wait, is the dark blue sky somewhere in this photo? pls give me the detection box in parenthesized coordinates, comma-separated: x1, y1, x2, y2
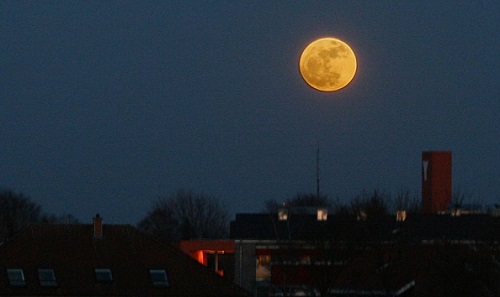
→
(1, 1, 498, 224)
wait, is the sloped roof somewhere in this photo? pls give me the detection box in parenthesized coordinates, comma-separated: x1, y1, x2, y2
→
(0, 223, 248, 296)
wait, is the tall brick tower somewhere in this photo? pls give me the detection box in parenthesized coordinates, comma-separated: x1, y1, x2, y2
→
(422, 151, 452, 213)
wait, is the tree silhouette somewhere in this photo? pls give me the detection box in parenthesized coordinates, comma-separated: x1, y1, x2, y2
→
(351, 189, 389, 219)
(264, 192, 331, 213)
(0, 189, 42, 241)
(394, 190, 420, 214)
(0, 189, 81, 242)
(138, 190, 229, 241)
(40, 213, 81, 224)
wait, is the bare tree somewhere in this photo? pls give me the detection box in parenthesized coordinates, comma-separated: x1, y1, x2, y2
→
(394, 190, 420, 214)
(263, 192, 331, 213)
(351, 189, 389, 219)
(0, 189, 82, 242)
(452, 190, 483, 208)
(0, 189, 42, 241)
(138, 190, 229, 241)
(40, 213, 80, 224)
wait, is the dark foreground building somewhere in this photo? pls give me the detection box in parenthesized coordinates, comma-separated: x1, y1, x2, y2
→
(230, 209, 500, 296)
(0, 215, 248, 296)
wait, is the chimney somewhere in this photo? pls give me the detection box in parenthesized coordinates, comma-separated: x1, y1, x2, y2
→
(422, 151, 452, 213)
(93, 213, 103, 239)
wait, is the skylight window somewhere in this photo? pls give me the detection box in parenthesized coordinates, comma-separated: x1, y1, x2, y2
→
(95, 268, 113, 282)
(38, 268, 57, 287)
(150, 269, 169, 287)
(7, 268, 26, 287)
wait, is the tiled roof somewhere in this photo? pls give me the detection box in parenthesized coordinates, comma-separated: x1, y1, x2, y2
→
(0, 224, 248, 296)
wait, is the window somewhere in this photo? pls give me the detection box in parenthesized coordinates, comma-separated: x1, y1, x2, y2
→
(7, 269, 26, 287)
(95, 268, 113, 282)
(278, 208, 288, 221)
(396, 210, 407, 222)
(317, 208, 328, 221)
(149, 269, 169, 287)
(38, 268, 57, 287)
(256, 255, 271, 282)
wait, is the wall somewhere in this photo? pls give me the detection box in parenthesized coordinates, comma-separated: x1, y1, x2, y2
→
(234, 241, 257, 293)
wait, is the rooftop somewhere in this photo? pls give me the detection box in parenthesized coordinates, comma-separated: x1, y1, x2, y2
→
(0, 222, 248, 296)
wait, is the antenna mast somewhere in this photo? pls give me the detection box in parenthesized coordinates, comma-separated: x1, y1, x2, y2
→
(316, 142, 320, 199)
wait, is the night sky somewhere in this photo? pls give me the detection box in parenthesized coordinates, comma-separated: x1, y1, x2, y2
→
(1, 2, 498, 224)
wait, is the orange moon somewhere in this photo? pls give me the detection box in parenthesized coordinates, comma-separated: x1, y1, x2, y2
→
(299, 37, 357, 92)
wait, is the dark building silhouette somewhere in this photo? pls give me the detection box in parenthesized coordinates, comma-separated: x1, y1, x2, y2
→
(422, 151, 452, 213)
(229, 209, 500, 296)
(0, 215, 248, 296)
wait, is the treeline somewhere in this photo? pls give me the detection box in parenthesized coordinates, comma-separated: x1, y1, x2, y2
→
(265, 189, 421, 217)
(0, 188, 231, 243)
(138, 189, 423, 242)
(0, 187, 420, 242)
(137, 189, 229, 242)
(0, 189, 79, 242)
(2, 187, 474, 243)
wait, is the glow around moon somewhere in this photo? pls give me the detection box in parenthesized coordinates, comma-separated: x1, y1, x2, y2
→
(299, 37, 357, 92)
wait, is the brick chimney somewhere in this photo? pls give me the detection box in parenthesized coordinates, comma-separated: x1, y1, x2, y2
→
(93, 213, 103, 239)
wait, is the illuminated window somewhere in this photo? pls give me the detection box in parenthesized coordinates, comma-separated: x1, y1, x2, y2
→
(38, 268, 57, 287)
(451, 208, 462, 217)
(150, 269, 169, 287)
(256, 255, 271, 282)
(95, 268, 113, 282)
(278, 208, 288, 221)
(396, 210, 407, 222)
(317, 208, 328, 221)
(7, 269, 26, 287)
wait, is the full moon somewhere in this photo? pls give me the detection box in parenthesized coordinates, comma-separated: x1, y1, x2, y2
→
(299, 37, 357, 92)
